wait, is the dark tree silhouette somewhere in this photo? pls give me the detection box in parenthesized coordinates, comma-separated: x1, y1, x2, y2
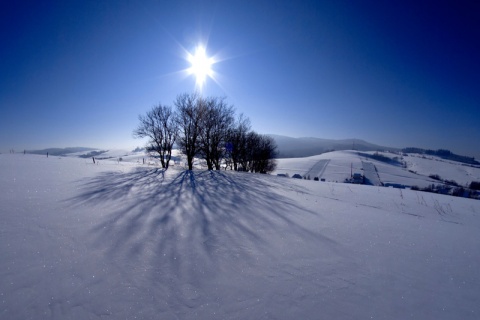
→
(240, 131, 277, 173)
(133, 104, 178, 169)
(470, 181, 480, 191)
(225, 114, 251, 171)
(135, 92, 277, 174)
(199, 96, 235, 170)
(175, 93, 205, 170)
(255, 134, 278, 173)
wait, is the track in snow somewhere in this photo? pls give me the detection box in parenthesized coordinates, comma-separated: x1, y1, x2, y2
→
(362, 161, 382, 186)
(305, 159, 330, 179)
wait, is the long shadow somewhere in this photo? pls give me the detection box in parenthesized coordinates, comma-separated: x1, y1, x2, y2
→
(68, 167, 336, 283)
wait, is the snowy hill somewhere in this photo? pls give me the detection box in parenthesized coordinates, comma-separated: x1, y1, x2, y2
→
(1, 153, 480, 319)
(274, 150, 480, 190)
(269, 135, 397, 158)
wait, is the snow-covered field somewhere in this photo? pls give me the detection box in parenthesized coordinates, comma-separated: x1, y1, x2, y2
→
(1, 153, 480, 319)
(274, 150, 480, 189)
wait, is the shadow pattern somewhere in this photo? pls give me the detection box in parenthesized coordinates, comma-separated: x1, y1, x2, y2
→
(68, 167, 336, 314)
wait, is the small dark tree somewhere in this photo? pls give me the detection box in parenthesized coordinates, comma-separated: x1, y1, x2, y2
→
(175, 92, 205, 170)
(470, 181, 480, 191)
(133, 104, 178, 169)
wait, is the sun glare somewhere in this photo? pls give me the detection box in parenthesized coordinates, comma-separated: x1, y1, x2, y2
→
(188, 45, 214, 89)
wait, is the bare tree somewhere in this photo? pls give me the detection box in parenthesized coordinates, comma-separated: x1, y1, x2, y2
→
(240, 132, 277, 173)
(199, 96, 235, 170)
(175, 92, 205, 170)
(225, 114, 251, 171)
(135, 92, 276, 174)
(255, 134, 278, 173)
(133, 104, 178, 169)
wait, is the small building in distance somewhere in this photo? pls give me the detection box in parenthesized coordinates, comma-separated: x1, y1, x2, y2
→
(292, 174, 303, 179)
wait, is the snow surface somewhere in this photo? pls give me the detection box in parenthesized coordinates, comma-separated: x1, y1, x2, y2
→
(274, 150, 480, 188)
(1, 153, 480, 319)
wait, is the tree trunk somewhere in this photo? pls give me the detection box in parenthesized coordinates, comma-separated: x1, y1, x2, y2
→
(187, 156, 194, 170)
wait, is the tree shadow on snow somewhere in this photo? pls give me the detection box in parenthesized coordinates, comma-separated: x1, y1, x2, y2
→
(69, 167, 335, 284)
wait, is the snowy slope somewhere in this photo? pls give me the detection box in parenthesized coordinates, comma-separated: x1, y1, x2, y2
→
(1, 154, 480, 319)
(274, 150, 480, 188)
(404, 154, 480, 186)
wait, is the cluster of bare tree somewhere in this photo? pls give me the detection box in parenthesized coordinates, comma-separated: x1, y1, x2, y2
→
(133, 92, 277, 173)
(224, 116, 277, 173)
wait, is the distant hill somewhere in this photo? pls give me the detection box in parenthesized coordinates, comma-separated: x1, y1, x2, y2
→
(402, 147, 479, 165)
(27, 147, 96, 156)
(269, 135, 398, 158)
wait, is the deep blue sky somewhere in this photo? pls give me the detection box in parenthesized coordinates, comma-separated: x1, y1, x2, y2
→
(1, 1, 479, 158)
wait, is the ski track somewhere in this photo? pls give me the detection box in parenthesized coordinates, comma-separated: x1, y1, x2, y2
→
(305, 159, 330, 179)
(362, 161, 382, 186)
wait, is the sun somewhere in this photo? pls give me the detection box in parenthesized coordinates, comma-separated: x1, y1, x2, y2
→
(187, 45, 214, 89)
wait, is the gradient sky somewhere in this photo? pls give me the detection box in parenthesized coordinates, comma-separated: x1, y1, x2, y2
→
(1, 1, 479, 158)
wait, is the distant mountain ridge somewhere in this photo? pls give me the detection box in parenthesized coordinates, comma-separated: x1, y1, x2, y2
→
(268, 135, 398, 158)
(27, 147, 96, 156)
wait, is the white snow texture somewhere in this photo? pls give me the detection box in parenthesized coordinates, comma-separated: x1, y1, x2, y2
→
(1, 153, 479, 319)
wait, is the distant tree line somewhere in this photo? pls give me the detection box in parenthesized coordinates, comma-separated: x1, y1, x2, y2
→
(78, 150, 108, 158)
(133, 92, 277, 173)
(402, 147, 478, 165)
